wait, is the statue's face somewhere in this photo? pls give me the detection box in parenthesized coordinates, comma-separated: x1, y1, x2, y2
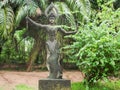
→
(49, 17, 55, 24)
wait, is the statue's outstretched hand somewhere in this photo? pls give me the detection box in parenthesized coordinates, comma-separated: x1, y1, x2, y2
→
(26, 16, 47, 28)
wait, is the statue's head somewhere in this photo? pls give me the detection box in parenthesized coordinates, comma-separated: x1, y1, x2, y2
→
(48, 12, 56, 24)
(45, 2, 58, 24)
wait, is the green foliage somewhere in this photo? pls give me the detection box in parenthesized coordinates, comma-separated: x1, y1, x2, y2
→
(14, 84, 34, 90)
(56, 0, 91, 29)
(72, 80, 120, 90)
(0, 0, 39, 65)
(15, 0, 38, 27)
(77, 27, 120, 83)
(0, 0, 39, 37)
(113, 0, 120, 9)
(0, 0, 90, 67)
(65, 0, 120, 84)
(56, 2, 76, 29)
(72, 82, 85, 90)
(0, 5, 14, 38)
(0, 87, 3, 90)
(65, 0, 91, 21)
(0, 29, 34, 64)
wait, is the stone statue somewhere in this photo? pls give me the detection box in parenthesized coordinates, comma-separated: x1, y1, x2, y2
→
(26, 3, 77, 79)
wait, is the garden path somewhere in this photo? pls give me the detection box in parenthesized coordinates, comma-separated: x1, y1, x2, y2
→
(0, 70, 84, 90)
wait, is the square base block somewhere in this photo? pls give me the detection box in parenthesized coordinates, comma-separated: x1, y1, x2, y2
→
(39, 79, 71, 90)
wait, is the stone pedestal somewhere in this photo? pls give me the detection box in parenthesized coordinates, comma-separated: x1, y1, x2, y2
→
(39, 79, 71, 90)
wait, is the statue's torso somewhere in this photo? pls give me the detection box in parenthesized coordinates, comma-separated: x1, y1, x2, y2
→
(46, 25, 60, 65)
(46, 25, 58, 37)
(46, 40, 60, 65)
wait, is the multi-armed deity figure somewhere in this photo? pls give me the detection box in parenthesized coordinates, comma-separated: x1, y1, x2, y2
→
(27, 3, 77, 79)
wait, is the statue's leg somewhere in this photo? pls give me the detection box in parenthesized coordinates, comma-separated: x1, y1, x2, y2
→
(51, 61, 62, 79)
(57, 64, 63, 79)
(50, 62, 58, 78)
(57, 57, 63, 79)
(47, 61, 58, 79)
(47, 62, 53, 78)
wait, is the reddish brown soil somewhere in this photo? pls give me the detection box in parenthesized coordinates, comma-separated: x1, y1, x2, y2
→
(0, 70, 84, 90)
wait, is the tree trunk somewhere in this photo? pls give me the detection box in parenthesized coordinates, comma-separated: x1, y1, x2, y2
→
(26, 39, 40, 72)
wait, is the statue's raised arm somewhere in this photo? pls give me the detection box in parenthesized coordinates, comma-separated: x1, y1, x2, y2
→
(26, 17, 48, 28)
(45, 2, 58, 18)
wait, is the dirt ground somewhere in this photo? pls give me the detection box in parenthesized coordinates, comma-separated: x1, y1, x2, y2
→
(0, 70, 84, 90)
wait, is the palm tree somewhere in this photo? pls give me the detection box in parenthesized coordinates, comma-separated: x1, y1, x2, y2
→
(0, 0, 41, 68)
(0, 0, 91, 71)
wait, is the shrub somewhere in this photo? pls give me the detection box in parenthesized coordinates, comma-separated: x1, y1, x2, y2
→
(64, 1, 120, 84)
(75, 26, 120, 83)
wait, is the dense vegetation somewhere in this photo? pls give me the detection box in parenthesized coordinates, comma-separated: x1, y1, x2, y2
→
(0, 0, 120, 85)
(0, 0, 90, 71)
(65, 0, 120, 84)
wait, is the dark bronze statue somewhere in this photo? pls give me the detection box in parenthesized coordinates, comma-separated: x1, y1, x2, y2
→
(26, 3, 77, 79)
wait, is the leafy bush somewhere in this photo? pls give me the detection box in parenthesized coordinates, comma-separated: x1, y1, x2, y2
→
(0, 30, 34, 64)
(75, 26, 120, 83)
(65, 1, 120, 84)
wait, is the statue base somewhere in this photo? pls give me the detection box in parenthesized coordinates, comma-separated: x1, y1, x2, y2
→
(39, 79, 71, 90)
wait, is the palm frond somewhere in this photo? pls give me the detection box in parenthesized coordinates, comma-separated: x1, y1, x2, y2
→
(9, 0, 23, 5)
(0, 6, 14, 38)
(6, 6, 14, 30)
(28, 0, 38, 15)
(55, 2, 76, 29)
(0, 0, 9, 8)
(15, 5, 28, 27)
(0, 9, 4, 36)
(65, 0, 91, 21)
(15, 0, 39, 27)
(39, 0, 48, 10)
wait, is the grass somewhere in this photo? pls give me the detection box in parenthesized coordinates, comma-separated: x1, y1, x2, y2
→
(0, 80, 120, 90)
(0, 87, 3, 90)
(71, 80, 120, 90)
(14, 84, 35, 90)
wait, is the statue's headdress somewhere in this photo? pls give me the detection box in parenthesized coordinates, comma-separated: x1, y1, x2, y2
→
(45, 2, 58, 18)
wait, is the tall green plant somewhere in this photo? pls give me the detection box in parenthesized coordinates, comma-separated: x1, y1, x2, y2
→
(0, 0, 39, 67)
(64, 0, 120, 84)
